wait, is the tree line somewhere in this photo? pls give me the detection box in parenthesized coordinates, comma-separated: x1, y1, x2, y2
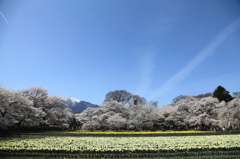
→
(0, 85, 239, 131)
(76, 86, 240, 131)
(0, 87, 73, 130)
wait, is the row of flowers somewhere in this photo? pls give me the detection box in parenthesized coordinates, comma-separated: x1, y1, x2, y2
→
(66, 130, 210, 134)
(0, 135, 239, 152)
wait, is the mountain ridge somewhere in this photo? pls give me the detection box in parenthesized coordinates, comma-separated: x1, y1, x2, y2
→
(64, 96, 99, 113)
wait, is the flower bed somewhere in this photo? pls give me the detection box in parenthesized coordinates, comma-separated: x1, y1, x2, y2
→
(66, 130, 210, 134)
(1, 135, 240, 156)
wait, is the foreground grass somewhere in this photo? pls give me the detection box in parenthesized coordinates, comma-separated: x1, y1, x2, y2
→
(0, 151, 240, 159)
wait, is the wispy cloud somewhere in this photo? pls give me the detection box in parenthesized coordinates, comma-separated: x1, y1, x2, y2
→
(0, 11, 9, 24)
(136, 51, 155, 96)
(136, 3, 182, 97)
(148, 18, 240, 101)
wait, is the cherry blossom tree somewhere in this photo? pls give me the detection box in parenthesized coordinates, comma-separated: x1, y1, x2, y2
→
(45, 96, 73, 129)
(150, 105, 175, 130)
(127, 105, 152, 130)
(171, 96, 196, 130)
(10, 91, 45, 127)
(76, 101, 129, 130)
(188, 97, 224, 130)
(219, 98, 240, 129)
(1, 86, 73, 130)
(151, 96, 225, 130)
(81, 121, 101, 130)
(17, 87, 73, 128)
(0, 87, 45, 129)
(107, 114, 126, 131)
(0, 87, 12, 121)
(98, 101, 129, 129)
(18, 87, 48, 108)
(75, 107, 98, 125)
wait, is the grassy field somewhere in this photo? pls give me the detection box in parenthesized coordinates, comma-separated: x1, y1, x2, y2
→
(0, 131, 240, 158)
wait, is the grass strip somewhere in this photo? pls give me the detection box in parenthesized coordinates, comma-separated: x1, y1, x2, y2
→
(0, 149, 239, 158)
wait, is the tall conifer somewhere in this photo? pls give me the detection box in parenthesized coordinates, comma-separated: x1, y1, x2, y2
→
(213, 85, 233, 102)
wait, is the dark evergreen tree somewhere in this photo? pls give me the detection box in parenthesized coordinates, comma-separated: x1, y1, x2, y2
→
(213, 85, 233, 102)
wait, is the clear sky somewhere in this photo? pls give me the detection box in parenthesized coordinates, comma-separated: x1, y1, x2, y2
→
(1, 0, 240, 106)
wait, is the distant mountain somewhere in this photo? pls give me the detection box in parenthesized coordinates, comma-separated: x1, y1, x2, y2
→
(64, 96, 99, 113)
(65, 96, 81, 107)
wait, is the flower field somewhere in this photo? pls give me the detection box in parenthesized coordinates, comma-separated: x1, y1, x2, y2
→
(65, 130, 210, 135)
(0, 135, 240, 158)
(1, 135, 239, 152)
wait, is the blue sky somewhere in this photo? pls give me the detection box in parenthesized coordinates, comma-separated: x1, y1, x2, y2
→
(1, 0, 240, 106)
